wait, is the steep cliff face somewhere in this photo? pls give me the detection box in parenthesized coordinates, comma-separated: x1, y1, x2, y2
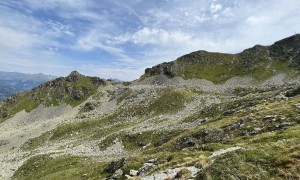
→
(269, 34, 300, 66)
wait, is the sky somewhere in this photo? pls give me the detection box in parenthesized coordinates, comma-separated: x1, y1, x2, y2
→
(0, 0, 300, 80)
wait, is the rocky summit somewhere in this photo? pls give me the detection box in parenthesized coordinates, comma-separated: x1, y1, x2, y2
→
(0, 34, 300, 180)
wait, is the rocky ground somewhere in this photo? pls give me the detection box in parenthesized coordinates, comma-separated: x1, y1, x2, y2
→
(0, 72, 300, 179)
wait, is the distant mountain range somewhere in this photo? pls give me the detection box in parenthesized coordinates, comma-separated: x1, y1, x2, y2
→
(0, 71, 57, 100)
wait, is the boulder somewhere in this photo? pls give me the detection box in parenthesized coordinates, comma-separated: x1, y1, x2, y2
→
(82, 102, 95, 112)
(129, 169, 138, 176)
(110, 169, 123, 180)
(138, 163, 158, 176)
(104, 158, 125, 173)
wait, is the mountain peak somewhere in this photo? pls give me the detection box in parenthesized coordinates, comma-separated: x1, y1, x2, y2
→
(269, 34, 300, 66)
(66, 71, 83, 82)
(272, 34, 300, 46)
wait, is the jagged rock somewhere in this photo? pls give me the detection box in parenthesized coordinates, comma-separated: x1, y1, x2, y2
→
(1, 110, 9, 118)
(66, 71, 83, 82)
(89, 76, 105, 85)
(144, 62, 177, 78)
(82, 102, 95, 112)
(286, 86, 300, 97)
(71, 89, 85, 100)
(104, 158, 125, 173)
(138, 163, 158, 176)
(269, 34, 300, 66)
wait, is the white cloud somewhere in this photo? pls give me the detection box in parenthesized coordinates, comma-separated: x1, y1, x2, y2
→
(210, 3, 222, 13)
(23, 0, 92, 11)
(82, 66, 145, 81)
(46, 21, 74, 37)
(0, 27, 36, 52)
(117, 27, 192, 45)
(74, 29, 127, 58)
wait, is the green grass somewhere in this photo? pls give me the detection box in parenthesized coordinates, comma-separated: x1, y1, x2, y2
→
(141, 50, 297, 84)
(197, 134, 300, 179)
(12, 155, 109, 180)
(176, 53, 240, 83)
(176, 56, 293, 83)
(99, 129, 183, 151)
(22, 132, 51, 151)
(116, 88, 194, 119)
(21, 115, 132, 150)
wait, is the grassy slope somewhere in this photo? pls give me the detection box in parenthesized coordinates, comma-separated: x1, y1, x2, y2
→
(12, 155, 109, 180)
(21, 87, 193, 151)
(141, 49, 298, 84)
(176, 53, 294, 83)
(14, 86, 300, 179)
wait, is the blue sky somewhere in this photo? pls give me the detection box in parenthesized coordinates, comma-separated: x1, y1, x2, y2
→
(0, 0, 300, 80)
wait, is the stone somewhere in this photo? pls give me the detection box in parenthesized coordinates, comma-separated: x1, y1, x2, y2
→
(81, 174, 88, 177)
(186, 166, 201, 177)
(294, 103, 300, 109)
(279, 122, 292, 130)
(263, 115, 277, 121)
(139, 163, 158, 176)
(66, 71, 83, 82)
(129, 169, 138, 176)
(83, 102, 95, 112)
(250, 128, 261, 135)
(147, 158, 157, 163)
(111, 169, 123, 179)
(104, 158, 125, 173)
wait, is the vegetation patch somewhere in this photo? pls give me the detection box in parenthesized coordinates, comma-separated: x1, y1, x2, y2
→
(13, 155, 109, 180)
(116, 88, 194, 119)
(21, 133, 51, 151)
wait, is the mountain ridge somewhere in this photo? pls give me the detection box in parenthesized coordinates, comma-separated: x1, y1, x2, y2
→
(141, 34, 300, 83)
